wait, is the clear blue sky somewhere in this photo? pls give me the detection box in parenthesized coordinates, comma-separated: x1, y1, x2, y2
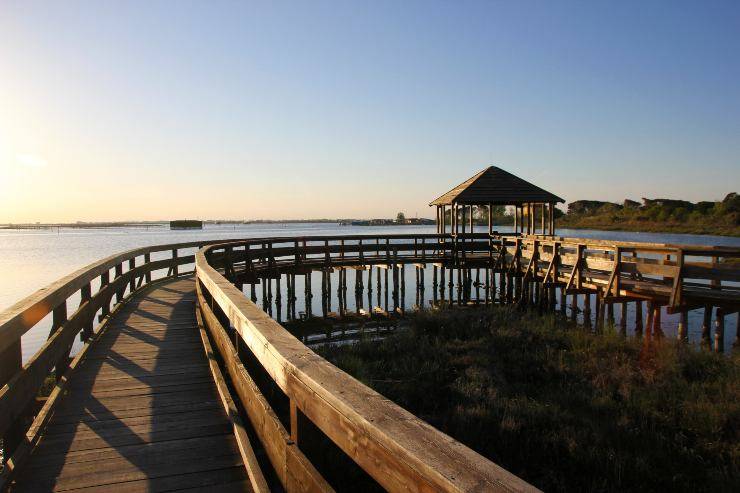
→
(1, 1, 738, 221)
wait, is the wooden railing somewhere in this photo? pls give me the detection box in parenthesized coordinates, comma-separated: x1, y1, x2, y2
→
(195, 233, 738, 491)
(0, 239, 248, 465)
(195, 237, 539, 492)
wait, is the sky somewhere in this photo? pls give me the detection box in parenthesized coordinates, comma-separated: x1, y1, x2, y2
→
(1, 1, 738, 222)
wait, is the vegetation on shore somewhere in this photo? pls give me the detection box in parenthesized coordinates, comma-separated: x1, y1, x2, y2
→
(317, 307, 740, 492)
(558, 193, 740, 236)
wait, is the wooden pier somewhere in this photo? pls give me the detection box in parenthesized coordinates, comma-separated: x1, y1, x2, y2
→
(1, 168, 738, 492)
(9, 278, 252, 492)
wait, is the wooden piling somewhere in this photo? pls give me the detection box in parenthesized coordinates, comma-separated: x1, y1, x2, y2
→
(677, 310, 688, 342)
(583, 293, 592, 328)
(645, 301, 654, 339)
(635, 301, 643, 337)
(619, 303, 627, 336)
(305, 272, 313, 317)
(607, 301, 615, 328)
(401, 265, 406, 312)
(275, 274, 282, 322)
(714, 308, 725, 353)
(570, 293, 578, 322)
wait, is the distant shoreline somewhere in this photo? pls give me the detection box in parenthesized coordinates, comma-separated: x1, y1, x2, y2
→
(0, 218, 436, 230)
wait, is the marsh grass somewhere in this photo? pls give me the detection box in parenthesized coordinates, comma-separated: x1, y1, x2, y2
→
(318, 307, 740, 492)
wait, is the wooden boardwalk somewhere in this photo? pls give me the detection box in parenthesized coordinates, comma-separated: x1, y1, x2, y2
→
(8, 278, 251, 492)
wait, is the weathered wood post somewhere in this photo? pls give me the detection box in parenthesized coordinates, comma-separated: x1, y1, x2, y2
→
(439, 265, 446, 302)
(677, 310, 688, 342)
(367, 265, 373, 313)
(291, 273, 298, 320)
(490, 268, 497, 304)
(267, 275, 273, 317)
(432, 265, 438, 305)
(448, 265, 454, 302)
(0, 338, 22, 462)
(474, 268, 480, 303)
(583, 293, 592, 328)
(327, 268, 333, 314)
(114, 263, 124, 304)
(607, 302, 615, 328)
(392, 265, 399, 313)
(645, 301, 654, 339)
(570, 294, 578, 322)
(144, 252, 152, 283)
(100, 271, 111, 318)
(594, 293, 604, 332)
(355, 268, 363, 314)
(376, 266, 382, 310)
(286, 273, 293, 321)
(172, 248, 179, 277)
(275, 274, 282, 322)
(383, 266, 389, 312)
(635, 301, 643, 337)
(305, 272, 312, 317)
(560, 287, 567, 315)
(484, 268, 490, 305)
(714, 308, 725, 353)
(80, 282, 93, 341)
(654, 305, 663, 337)
(619, 303, 627, 336)
(400, 264, 406, 312)
(320, 270, 327, 317)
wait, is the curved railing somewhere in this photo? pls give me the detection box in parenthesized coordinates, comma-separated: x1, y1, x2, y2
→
(195, 235, 538, 492)
(0, 238, 253, 466)
(194, 234, 738, 491)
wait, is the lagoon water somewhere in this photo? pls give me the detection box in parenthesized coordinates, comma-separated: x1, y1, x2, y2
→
(2, 223, 738, 361)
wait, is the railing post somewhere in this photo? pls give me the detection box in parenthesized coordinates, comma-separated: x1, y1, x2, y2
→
(100, 271, 111, 319)
(0, 340, 22, 464)
(80, 282, 93, 341)
(714, 308, 725, 353)
(144, 253, 152, 283)
(49, 302, 68, 339)
(51, 302, 71, 380)
(172, 249, 179, 277)
(114, 263, 124, 304)
(669, 249, 684, 308)
(128, 257, 136, 293)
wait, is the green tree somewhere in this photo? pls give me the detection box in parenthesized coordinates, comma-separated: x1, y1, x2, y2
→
(396, 212, 406, 223)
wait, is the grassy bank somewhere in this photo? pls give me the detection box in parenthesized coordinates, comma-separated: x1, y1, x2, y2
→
(317, 307, 740, 492)
(558, 194, 740, 237)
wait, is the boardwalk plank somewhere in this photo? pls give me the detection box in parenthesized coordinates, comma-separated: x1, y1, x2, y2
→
(9, 278, 250, 492)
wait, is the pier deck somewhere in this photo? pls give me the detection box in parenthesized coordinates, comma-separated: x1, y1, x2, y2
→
(8, 278, 250, 492)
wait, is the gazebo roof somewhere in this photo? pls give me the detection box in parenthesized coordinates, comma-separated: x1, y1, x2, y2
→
(429, 166, 565, 206)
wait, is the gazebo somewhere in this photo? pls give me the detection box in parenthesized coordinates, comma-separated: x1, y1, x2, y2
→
(429, 166, 565, 236)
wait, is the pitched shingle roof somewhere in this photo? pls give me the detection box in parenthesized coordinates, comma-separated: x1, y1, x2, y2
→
(429, 166, 564, 206)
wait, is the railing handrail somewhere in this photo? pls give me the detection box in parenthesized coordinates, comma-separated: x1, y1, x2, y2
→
(0, 239, 237, 355)
(196, 241, 539, 492)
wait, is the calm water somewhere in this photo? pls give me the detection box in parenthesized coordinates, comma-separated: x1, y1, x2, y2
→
(1, 223, 738, 361)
